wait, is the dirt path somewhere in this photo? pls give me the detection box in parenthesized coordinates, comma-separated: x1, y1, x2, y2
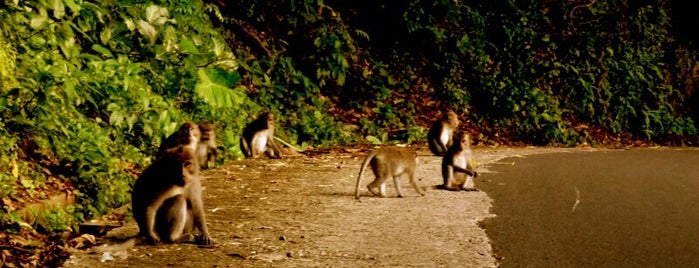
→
(63, 146, 577, 267)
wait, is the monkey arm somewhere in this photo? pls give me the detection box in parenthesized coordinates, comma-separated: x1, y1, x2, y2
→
(208, 146, 218, 159)
(451, 165, 478, 177)
(189, 194, 211, 244)
(439, 139, 451, 154)
(466, 162, 478, 177)
(239, 137, 251, 158)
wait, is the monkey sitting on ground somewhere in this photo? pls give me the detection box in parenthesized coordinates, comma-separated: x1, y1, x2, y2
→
(157, 121, 201, 158)
(440, 132, 479, 191)
(427, 110, 460, 156)
(240, 112, 283, 159)
(197, 121, 218, 169)
(132, 146, 212, 245)
(355, 147, 424, 199)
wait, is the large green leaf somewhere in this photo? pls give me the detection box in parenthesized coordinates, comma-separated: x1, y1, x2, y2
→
(194, 68, 244, 108)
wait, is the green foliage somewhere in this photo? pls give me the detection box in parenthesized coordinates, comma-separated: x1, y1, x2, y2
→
(28, 206, 78, 233)
(0, 128, 21, 198)
(0, 32, 17, 90)
(0, 0, 251, 230)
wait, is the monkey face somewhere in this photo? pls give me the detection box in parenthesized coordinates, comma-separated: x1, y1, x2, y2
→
(198, 122, 214, 137)
(446, 110, 460, 126)
(164, 145, 200, 186)
(180, 122, 200, 144)
(261, 112, 274, 128)
(180, 158, 196, 185)
(459, 133, 471, 146)
(199, 121, 214, 131)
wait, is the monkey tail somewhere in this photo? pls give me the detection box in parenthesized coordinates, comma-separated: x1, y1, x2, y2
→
(355, 150, 378, 199)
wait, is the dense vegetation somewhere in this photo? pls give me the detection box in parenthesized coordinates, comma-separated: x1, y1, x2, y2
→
(1, 0, 698, 265)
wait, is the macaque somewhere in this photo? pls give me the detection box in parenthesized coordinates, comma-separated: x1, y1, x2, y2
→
(157, 122, 200, 157)
(440, 132, 479, 191)
(132, 146, 211, 245)
(240, 112, 282, 159)
(354, 147, 424, 199)
(197, 121, 217, 169)
(427, 110, 460, 156)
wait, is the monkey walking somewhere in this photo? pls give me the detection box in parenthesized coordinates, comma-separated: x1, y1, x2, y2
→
(355, 148, 425, 199)
(197, 121, 218, 169)
(157, 121, 201, 158)
(132, 146, 212, 245)
(427, 110, 460, 156)
(240, 112, 283, 159)
(440, 132, 479, 191)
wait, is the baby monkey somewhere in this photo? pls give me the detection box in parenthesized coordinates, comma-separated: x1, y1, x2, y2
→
(197, 121, 217, 169)
(355, 147, 424, 199)
(440, 131, 479, 191)
(427, 110, 460, 156)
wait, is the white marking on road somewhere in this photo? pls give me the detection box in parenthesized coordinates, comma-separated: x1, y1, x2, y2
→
(490, 161, 515, 165)
(571, 187, 580, 213)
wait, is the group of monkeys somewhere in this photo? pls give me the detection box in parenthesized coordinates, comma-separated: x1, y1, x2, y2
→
(130, 112, 281, 245)
(130, 110, 477, 246)
(354, 110, 478, 199)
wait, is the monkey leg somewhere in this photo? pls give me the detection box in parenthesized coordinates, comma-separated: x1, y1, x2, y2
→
(442, 184, 461, 191)
(367, 185, 380, 196)
(366, 179, 379, 196)
(392, 176, 404, 198)
(459, 176, 479, 191)
(155, 195, 190, 243)
(408, 175, 425, 196)
(366, 178, 387, 197)
(264, 147, 281, 159)
(442, 177, 463, 191)
(379, 181, 388, 197)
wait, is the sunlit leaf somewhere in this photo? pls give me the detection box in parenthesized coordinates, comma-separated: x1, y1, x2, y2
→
(365, 135, 382, 145)
(59, 38, 80, 59)
(11, 159, 19, 178)
(50, 0, 65, 19)
(194, 68, 243, 108)
(64, 0, 81, 13)
(212, 38, 225, 57)
(137, 20, 157, 43)
(30, 15, 48, 29)
(99, 28, 112, 44)
(179, 38, 199, 54)
(92, 44, 113, 58)
(146, 5, 169, 25)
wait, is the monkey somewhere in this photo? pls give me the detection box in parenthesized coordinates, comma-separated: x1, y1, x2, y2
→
(440, 131, 479, 191)
(131, 145, 211, 245)
(196, 121, 218, 169)
(157, 121, 200, 157)
(354, 147, 424, 199)
(240, 112, 283, 159)
(427, 110, 460, 156)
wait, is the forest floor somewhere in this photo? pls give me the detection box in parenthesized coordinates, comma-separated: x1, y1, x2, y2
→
(62, 145, 583, 267)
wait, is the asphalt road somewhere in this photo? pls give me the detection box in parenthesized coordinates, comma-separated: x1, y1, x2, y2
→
(479, 148, 699, 268)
